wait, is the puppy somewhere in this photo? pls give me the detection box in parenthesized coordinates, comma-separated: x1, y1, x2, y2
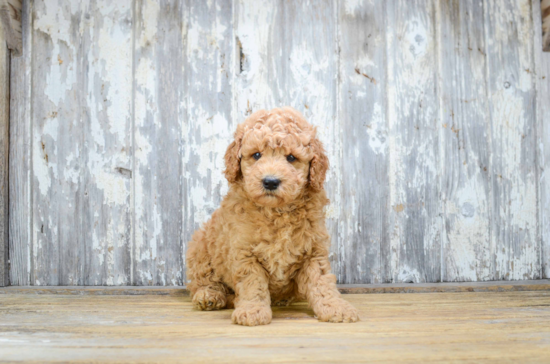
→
(186, 107, 359, 326)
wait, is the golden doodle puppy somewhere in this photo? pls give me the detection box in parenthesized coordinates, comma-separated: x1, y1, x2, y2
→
(186, 107, 359, 326)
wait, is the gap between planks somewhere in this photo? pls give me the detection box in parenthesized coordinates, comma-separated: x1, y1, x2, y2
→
(1, 279, 549, 296)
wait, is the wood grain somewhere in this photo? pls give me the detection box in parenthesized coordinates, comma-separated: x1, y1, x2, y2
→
(8, 0, 30, 285)
(386, 0, 441, 283)
(133, 0, 187, 286)
(437, 0, 493, 282)
(30, 0, 134, 285)
(338, 0, 389, 283)
(233, 0, 282, 120)
(2, 280, 549, 295)
(0, 18, 8, 287)
(81, 1, 134, 285)
(534, 0, 550, 279)
(485, 0, 539, 280)
(0, 292, 549, 362)
(31, 0, 78, 285)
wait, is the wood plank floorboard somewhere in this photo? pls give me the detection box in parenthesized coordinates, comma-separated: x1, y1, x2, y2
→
(2, 280, 549, 295)
(0, 292, 549, 363)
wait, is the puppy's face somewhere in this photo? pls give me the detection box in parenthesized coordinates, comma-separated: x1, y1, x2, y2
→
(224, 108, 329, 208)
(239, 134, 311, 207)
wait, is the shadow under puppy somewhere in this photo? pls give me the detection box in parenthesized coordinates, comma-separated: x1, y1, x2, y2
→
(186, 107, 359, 326)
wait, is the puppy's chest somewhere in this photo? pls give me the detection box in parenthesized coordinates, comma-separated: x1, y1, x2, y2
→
(252, 235, 307, 282)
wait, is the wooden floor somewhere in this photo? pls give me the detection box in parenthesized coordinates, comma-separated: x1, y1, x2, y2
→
(1, 291, 550, 363)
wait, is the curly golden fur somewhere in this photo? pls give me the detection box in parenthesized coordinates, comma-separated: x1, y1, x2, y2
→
(186, 107, 359, 326)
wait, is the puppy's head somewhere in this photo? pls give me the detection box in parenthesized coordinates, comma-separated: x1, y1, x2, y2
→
(224, 107, 328, 207)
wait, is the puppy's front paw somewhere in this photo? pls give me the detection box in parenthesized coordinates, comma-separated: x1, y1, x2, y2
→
(315, 298, 360, 323)
(231, 304, 272, 326)
(192, 288, 227, 311)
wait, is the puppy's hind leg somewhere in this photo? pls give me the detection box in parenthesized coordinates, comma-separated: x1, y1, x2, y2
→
(188, 261, 229, 310)
(186, 231, 229, 311)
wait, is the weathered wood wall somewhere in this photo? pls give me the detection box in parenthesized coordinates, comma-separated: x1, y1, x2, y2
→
(7, 0, 550, 285)
(536, 0, 550, 281)
(0, 11, 10, 287)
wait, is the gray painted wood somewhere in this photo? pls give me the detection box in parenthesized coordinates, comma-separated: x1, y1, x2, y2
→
(31, 0, 75, 285)
(534, 0, 550, 279)
(543, 15, 550, 280)
(2, 280, 550, 295)
(0, 19, 9, 286)
(386, 0, 441, 283)
(7, 0, 549, 285)
(233, 0, 283, 118)
(437, 0, 493, 282)
(31, 0, 134, 285)
(8, 0, 30, 285)
(485, 0, 539, 280)
(133, 0, 186, 286)
(81, 1, 134, 285)
(338, 0, 389, 283)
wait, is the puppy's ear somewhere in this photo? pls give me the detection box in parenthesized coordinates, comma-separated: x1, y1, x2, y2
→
(224, 128, 243, 183)
(308, 137, 329, 192)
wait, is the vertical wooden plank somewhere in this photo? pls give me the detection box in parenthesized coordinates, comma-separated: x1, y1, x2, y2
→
(182, 0, 234, 284)
(32, 0, 81, 285)
(485, 0, 539, 280)
(233, 0, 282, 118)
(134, 0, 186, 286)
(337, 0, 389, 283)
(437, 0, 493, 281)
(386, 0, 441, 283)
(8, 0, 30, 285)
(234, 0, 340, 278)
(533, 0, 550, 279)
(32, 0, 133, 285)
(81, 0, 133, 285)
(0, 16, 9, 286)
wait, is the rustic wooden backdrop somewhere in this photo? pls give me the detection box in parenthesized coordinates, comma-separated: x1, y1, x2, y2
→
(7, 0, 550, 286)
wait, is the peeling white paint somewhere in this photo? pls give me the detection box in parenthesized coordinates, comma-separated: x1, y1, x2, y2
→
(387, 1, 441, 283)
(96, 12, 132, 143)
(34, 1, 76, 106)
(366, 103, 386, 155)
(33, 135, 51, 197)
(96, 171, 129, 205)
(139, 0, 160, 48)
(343, 0, 364, 15)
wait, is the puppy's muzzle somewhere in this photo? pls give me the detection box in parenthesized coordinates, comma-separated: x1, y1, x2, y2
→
(262, 176, 281, 191)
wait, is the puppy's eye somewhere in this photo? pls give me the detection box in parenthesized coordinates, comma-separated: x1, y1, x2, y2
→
(286, 155, 296, 163)
(252, 152, 262, 160)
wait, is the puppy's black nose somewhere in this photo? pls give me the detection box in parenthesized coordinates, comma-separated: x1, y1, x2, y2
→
(262, 177, 281, 191)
